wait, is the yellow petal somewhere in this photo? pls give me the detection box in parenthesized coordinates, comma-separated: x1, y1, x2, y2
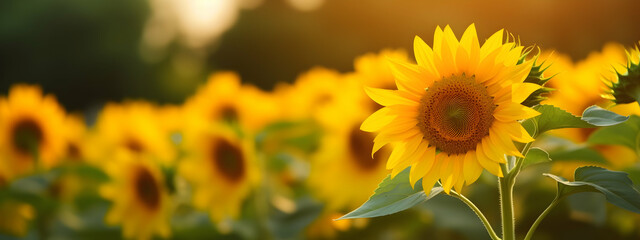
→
(480, 29, 504, 59)
(481, 137, 506, 163)
(490, 128, 523, 158)
(386, 142, 407, 169)
(360, 107, 394, 132)
(495, 121, 535, 143)
(409, 145, 436, 186)
(462, 151, 483, 185)
(494, 103, 540, 122)
(413, 36, 438, 73)
(387, 57, 429, 96)
(364, 87, 417, 107)
(476, 145, 504, 177)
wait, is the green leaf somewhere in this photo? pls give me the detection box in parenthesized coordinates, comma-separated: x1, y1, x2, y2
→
(544, 166, 640, 213)
(588, 115, 640, 153)
(548, 147, 608, 164)
(338, 168, 443, 220)
(581, 105, 630, 126)
(523, 147, 551, 168)
(522, 105, 592, 136)
(522, 105, 628, 137)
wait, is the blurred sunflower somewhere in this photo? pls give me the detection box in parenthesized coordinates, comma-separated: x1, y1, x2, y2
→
(543, 44, 640, 178)
(100, 150, 172, 240)
(90, 101, 175, 166)
(0, 200, 34, 237)
(0, 85, 66, 179)
(353, 49, 408, 90)
(275, 67, 344, 121)
(307, 76, 389, 236)
(179, 123, 258, 222)
(61, 115, 88, 162)
(184, 71, 280, 132)
(362, 24, 539, 194)
(309, 77, 389, 211)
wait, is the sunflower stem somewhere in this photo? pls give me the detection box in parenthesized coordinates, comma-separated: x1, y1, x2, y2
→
(498, 173, 515, 240)
(451, 191, 501, 240)
(523, 196, 561, 240)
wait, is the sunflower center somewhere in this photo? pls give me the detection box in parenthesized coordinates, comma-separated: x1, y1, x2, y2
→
(211, 138, 245, 183)
(125, 138, 144, 153)
(134, 167, 160, 210)
(217, 104, 238, 122)
(11, 118, 43, 155)
(418, 74, 496, 154)
(348, 127, 382, 171)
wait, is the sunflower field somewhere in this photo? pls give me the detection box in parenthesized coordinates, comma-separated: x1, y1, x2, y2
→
(1, 1, 640, 240)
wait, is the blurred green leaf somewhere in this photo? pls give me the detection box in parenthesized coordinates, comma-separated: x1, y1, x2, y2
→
(545, 166, 640, 213)
(588, 115, 640, 154)
(523, 147, 551, 168)
(522, 105, 628, 137)
(581, 105, 630, 126)
(338, 168, 442, 220)
(567, 192, 606, 226)
(268, 197, 322, 239)
(549, 147, 608, 164)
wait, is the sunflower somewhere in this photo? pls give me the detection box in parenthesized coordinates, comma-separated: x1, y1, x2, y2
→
(179, 123, 258, 222)
(61, 115, 88, 162)
(353, 49, 408, 90)
(543, 45, 640, 178)
(0, 200, 34, 237)
(100, 150, 172, 240)
(90, 101, 176, 166)
(361, 24, 539, 194)
(184, 71, 280, 132)
(275, 67, 344, 121)
(0, 84, 66, 179)
(308, 76, 390, 211)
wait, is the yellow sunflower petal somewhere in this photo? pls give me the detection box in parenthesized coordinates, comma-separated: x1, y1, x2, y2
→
(409, 145, 436, 186)
(462, 151, 483, 185)
(360, 107, 394, 132)
(511, 82, 542, 104)
(494, 103, 540, 122)
(364, 87, 417, 106)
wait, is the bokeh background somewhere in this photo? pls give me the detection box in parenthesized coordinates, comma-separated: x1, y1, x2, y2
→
(2, 0, 639, 111)
(2, 1, 640, 240)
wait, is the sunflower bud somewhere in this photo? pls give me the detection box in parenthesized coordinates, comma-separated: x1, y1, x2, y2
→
(607, 43, 640, 105)
(518, 47, 555, 107)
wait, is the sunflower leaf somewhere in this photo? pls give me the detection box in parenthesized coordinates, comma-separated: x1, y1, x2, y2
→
(522, 104, 628, 137)
(581, 105, 630, 126)
(548, 147, 608, 165)
(545, 166, 640, 213)
(523, 147, 551, 168)
(337, 168, 443, 220)
(588, 115, 640, 153)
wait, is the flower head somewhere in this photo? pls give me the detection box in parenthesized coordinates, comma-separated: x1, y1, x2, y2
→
(362, 24, 540, 193)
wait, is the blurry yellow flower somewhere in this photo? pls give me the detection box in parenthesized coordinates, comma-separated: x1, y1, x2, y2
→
(184, 71, 280, 132)
(90, 101, 176, 166)
(353, 49, 408, 89)
(362, 24, 539, 194)
(0, 200, 34, 237)
(543, 44, 640, 178)
(61, 115, 88, 162)
(545, 43, 632, 142)
(275, 67, 344, 121)
(0, 84, 66, 179)
(179, 123, 259, 222)
(308, 83, 389, 211)
(100, 151, 172, 240)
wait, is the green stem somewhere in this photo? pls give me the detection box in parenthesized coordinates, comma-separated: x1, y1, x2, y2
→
(499, 140, 533, 240)
(451, 191, 501, 240)
(524, 196, 561, 240)
(498, 174, 515, 240)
